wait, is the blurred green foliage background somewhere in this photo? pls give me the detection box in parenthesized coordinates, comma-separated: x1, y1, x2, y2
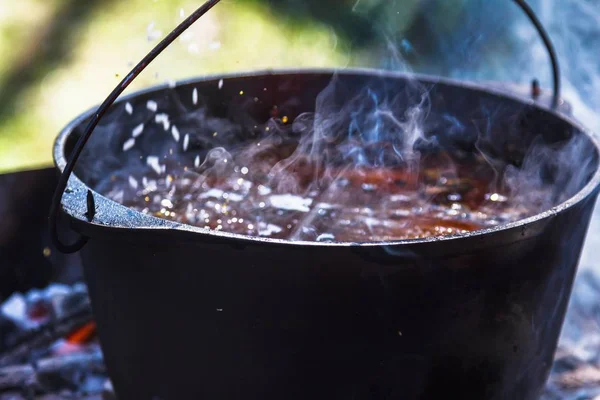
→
(0, 0, 344, 171)
(0, 0, 543, 172)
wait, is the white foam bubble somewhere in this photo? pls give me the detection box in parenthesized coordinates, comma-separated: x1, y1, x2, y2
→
(269, 194, 312, 213)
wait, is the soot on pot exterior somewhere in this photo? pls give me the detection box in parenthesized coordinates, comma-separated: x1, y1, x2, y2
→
(54, 69, 600, 400)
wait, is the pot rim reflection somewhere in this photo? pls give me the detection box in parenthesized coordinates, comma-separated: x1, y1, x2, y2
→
(53, 68, 600, 248)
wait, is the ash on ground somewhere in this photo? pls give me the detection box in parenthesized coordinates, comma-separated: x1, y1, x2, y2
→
(542, 270, 600, 400)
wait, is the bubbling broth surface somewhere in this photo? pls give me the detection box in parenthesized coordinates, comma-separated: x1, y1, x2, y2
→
(103, 143, 549, 243)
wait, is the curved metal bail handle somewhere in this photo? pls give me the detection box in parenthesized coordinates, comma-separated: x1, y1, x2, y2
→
(513, 0, 561, 108)
(49, 0, 222, 254)
(49, 0, 560, 254)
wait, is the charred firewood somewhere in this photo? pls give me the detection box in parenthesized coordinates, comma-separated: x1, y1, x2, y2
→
(0, 351, 104, 391)
(0, 306, 93, 367)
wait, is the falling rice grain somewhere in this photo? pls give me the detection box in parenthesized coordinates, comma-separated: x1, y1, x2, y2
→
(171, 126, 180, 142)
(132, 123, 144, 138)
(183, 134, 190, 151)
(147, 100, 158, 112)
(192, 88, 198, 105)
(147, 156, 162, 175)
(218, 79, 223, 90)
(128, 176, 139, 190)
(123, 138, 135, 152)
(125, 102, 133, 114)
(155, 113, 170, 131)
(180, 31, 193, 43)
(147, 22, 162, 42)
(194, 155, 201, 168)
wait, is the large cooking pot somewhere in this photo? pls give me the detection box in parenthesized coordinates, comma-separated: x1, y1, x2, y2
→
(53, 69, 600, 400)
(50, 1, 600, 399)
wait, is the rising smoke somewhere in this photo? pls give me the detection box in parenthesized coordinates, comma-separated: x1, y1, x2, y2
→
(363, 0, 600, 242)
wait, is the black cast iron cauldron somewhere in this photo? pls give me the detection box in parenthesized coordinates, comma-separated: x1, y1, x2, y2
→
(53, 68, 600, 400)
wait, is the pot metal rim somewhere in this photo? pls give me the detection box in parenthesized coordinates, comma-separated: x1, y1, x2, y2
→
(53, 67, 600, 248)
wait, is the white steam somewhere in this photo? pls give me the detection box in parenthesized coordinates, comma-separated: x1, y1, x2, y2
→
(519, 0, 600, 269)
(373, 0, 600, 263)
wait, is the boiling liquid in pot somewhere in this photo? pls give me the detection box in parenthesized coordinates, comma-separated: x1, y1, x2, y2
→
(105, 145, 548, 242)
